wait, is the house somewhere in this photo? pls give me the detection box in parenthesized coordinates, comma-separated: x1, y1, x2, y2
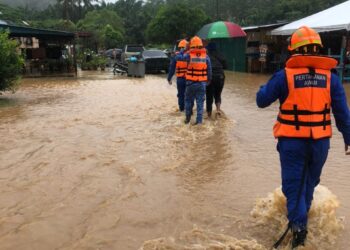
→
(0, 23, 76, 77)
(243, 22, 288, 73)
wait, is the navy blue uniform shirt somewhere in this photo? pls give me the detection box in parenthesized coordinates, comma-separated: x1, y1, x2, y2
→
(256, 69, 350, 145)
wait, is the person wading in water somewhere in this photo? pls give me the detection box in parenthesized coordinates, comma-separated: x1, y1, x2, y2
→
(167, 39, 189, 112)
(184, 36, 212, 125)
(206, 42, 227, 118)
(256, 26, 350, 248)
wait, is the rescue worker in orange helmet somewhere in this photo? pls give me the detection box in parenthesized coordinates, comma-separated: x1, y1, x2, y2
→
(167, 39, 189, 112)
(183, 36, 212, 124)
(256, 26, 350, 248)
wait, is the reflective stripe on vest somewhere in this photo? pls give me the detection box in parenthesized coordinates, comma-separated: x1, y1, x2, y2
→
(176, 60, 188, 77)
(273, 55, 337, 139)
(185, 48, 208, 82)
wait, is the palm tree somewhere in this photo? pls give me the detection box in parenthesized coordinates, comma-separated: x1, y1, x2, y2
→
(75, 0, 99, 20)
(76, 0, 93, 9)
(57, 0, 74, 20)
(57, 0, 99, 21)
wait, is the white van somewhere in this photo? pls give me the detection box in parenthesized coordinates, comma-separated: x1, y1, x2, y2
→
(121, 44, 145, 64)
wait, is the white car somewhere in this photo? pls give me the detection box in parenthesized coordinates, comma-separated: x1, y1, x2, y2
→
(121, 45, 145, 64)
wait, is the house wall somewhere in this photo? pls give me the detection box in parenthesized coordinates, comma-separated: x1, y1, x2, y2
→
(245, 29, 287, 73)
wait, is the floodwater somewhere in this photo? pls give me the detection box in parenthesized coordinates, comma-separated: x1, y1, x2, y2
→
(0, 70, 349, 250)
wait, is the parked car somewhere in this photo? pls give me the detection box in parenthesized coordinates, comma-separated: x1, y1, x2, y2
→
(162, 48, 173, 58)
(142, 49, 170, 74)
(121, 44, 145, 64)
(104, 48, 122, 61)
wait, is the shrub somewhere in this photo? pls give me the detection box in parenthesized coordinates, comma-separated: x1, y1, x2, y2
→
(0, 30, 24, 92)
(78, 49, 107, 70)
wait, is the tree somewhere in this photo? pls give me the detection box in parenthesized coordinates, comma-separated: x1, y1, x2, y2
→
(57, 0, 74, 20)
(1, 0, 347, 46)
(77, 9, 124, 48)
(113, 0, 152, 44)
(0, 31, 24, 92)
(31, 19, 77, 32)
(75, 0, 99, 20)
(146, 3, 211, 44)
(103, 24, 124, 48)
(0, 3, 24, 24)
(56, 0, 99, 21)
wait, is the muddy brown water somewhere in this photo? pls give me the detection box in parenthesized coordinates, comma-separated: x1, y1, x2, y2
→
(0, 70, 349, 250)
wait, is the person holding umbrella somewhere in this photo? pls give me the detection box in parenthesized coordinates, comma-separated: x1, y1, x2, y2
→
(196, 21, 246, 119)
(256, 26, 350, 248)
(196, 21, 246, 41)
(206, 42, 227, 117)
(167, 39, 189, 112)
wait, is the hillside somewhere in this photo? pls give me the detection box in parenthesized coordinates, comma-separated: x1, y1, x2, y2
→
(1, 0, 55, 10)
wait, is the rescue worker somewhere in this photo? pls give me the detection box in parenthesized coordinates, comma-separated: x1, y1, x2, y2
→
(206, 42, 227, 118)
(184, 36, 212, 125)
(256, 26, 350, 248)
(167, 39, 189, 112)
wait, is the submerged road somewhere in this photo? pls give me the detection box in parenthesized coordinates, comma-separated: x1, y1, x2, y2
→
(0, 70, 349, 249)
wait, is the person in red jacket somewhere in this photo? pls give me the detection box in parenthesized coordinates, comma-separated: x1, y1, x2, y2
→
(256, 26, 350, 248)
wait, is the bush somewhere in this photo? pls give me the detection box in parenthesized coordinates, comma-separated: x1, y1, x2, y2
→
(78, 49, 107, 70)
(0, 31, 24, 92)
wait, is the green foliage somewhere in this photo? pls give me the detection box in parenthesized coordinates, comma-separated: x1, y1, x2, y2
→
(77, 9, 122, 30)
(113, 0, 158, 44)
(31, 19, 77, 31)
(260, 0, 345, 24)
(79, 49, 107, 70)
(103, 24, 124, 49)
(0, 3, 24, 24)
(146, 3, 211, 44)
(77, 9, 124, 48)
(0, 0, 347, 51)
(0, 31, 24, 92)
(163, 0, 345, 25)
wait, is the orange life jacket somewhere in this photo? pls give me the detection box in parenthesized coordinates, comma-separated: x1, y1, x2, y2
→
(185, 48, 208, 82)
(273, 55, 338, 139)
(176, 53, 188, 78)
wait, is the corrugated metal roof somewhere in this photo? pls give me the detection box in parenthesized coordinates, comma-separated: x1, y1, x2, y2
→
(272, 0, 350, 35)
(243, 22, 288, 31)
(0, 24, 75, 39)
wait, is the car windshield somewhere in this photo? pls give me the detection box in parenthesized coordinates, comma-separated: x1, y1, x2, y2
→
(127, 46, 144, 52)
(143, 50, 165, 57)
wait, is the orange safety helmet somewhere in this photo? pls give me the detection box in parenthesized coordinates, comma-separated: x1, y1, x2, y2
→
(288, 26, 323, 51)
(178, 39, 188, 49)
(190, 36, 203, 48)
